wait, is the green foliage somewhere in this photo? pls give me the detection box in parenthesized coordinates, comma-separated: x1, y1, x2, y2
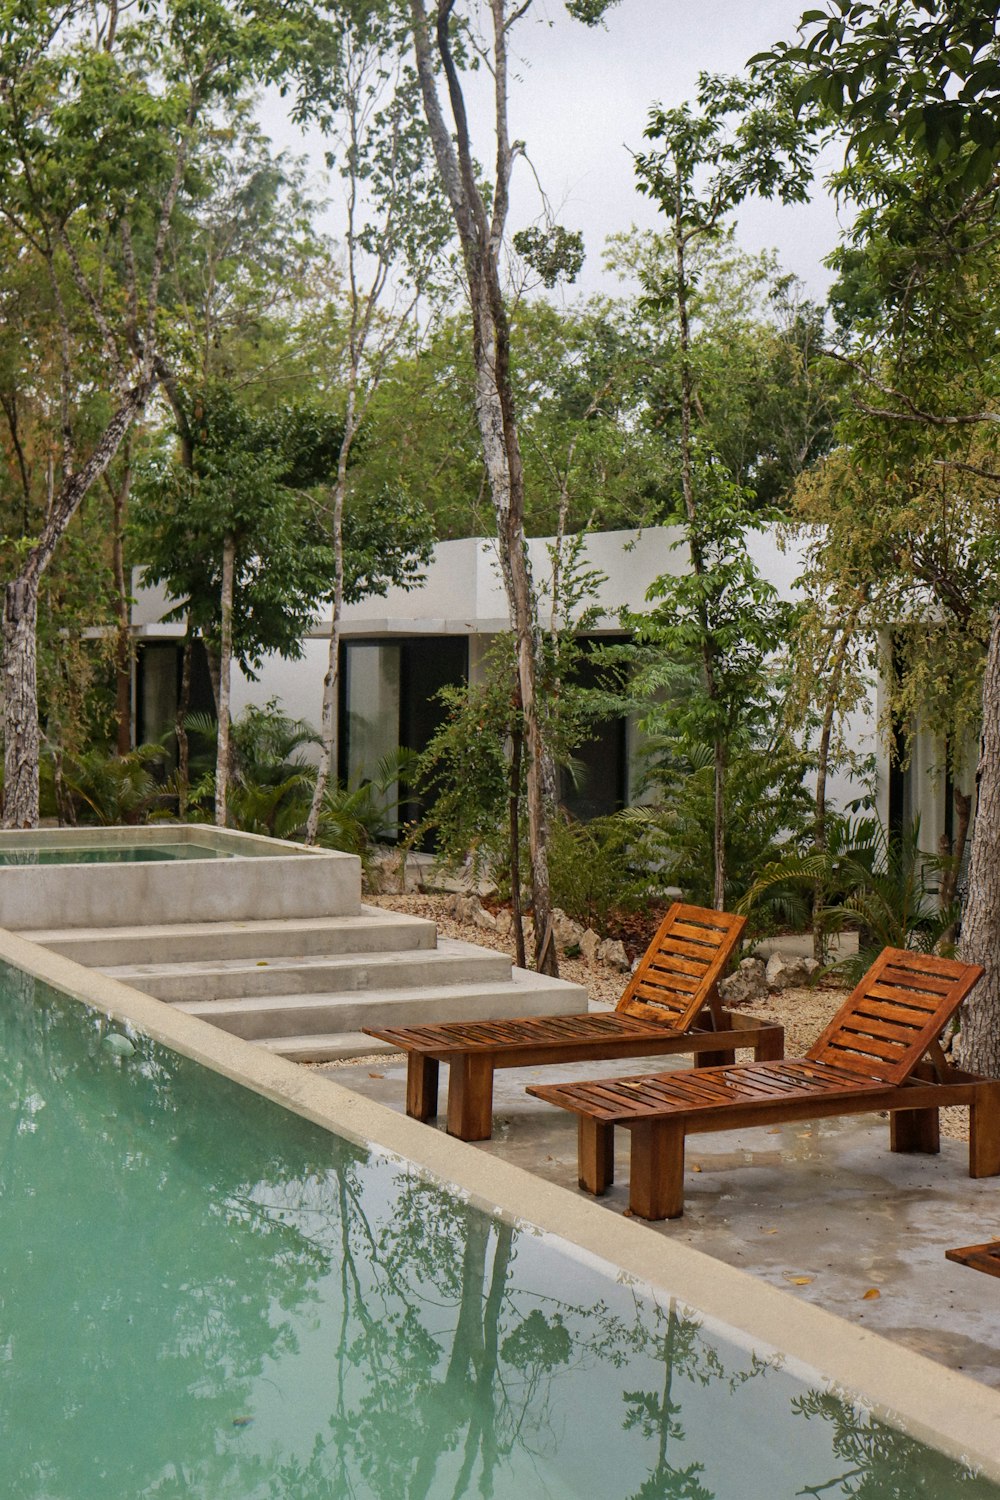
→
(511, 225, 585, 288)
(57, 744, 172, 826)
(135, 384, 434, 674)
(316, 749, 420, 873)
(545, 811, 648, 929)
(415, 647, 516, 884)
(769, 1, 1000, 192)
(625, 734, 815, 923)
(742, 816, 959, 977)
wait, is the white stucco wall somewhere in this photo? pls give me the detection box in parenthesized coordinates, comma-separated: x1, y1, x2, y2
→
(133, 525, 880, 814)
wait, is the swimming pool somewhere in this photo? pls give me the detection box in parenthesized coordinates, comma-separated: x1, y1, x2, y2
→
(0, 842, 229, 863)
(2, 960, 997, 1498)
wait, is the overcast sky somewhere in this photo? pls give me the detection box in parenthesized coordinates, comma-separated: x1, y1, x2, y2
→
(258, 0, 846, 305)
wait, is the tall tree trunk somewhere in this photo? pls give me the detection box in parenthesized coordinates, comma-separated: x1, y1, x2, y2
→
(175, 634, 192, 818)
(110, 454, 133, 756)
(306, 417, 351, 846)
(674, 186, 724, 908)
(409, 0, 558, 976)
(712, 740, 726, 911)
(957, 608, 1000, 1076)
(811, 594, 865, 957)
(214, 532, 235, 828)
(3, 577, 40, 828)
(509, 710, 526, 969)
(1, 384, 150, 828)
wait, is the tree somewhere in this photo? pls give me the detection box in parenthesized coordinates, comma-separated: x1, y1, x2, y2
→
(626, 73, 817, 906)
(299, 9, 454, 843)
(765, 0, 1000, 1071)
(0, 0, 296, 826)
(135, 389, 433, 823)
(404, 0, 613, 975)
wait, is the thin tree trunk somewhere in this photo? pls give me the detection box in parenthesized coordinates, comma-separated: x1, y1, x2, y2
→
(674, 185, 724, 908)
(509, 713, 526, 969)
(957, 608, 1000, 1076)
(306, 419, 351, 845)
(175, 635, 192, 818)
(214, 531, 235, 828)
(110, 451, 133, 756)
(3, 577, 40, 828)
(2, 384, 150, 827)
(409, 0, 558, 977)
(712, 741, 726, 911)
(811, 595, 865, 957)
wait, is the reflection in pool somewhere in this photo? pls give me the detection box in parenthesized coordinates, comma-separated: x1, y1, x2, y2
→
(0, 967, 994, 1499)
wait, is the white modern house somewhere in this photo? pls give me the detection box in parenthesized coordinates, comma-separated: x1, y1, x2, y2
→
(129, 524, 964, 852)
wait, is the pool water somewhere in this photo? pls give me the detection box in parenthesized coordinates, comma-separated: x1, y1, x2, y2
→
(0, 968, 995, 1500)
(0, 843, 233, 865)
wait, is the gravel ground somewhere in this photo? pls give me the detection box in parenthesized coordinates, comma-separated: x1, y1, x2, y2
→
(362, 892, 970, 1141)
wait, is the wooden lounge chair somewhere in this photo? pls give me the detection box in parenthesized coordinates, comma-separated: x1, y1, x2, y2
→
(946, 1241, 1000, 1278)
(527, 948, 1000, 1220)
(363, 903, 783, 1141)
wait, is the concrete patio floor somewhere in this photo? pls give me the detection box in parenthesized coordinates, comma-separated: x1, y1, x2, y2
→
(324, 1049, 1000, 1390)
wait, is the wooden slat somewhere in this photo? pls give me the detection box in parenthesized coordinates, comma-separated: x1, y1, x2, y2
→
(527, 1057, 883, 1123)
(806, 949, 983, 1085)
(617, 905, 745, 1027)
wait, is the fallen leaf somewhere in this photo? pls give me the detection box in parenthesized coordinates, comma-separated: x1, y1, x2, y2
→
(256, 961, 269, 967)
(368, 1072, 384, 1079)
(862, 1287, 881, 1300)
(691, 1163, 702, 1173)
(762, 1228, 779, 1235)
(783, 1273, 814, 1286)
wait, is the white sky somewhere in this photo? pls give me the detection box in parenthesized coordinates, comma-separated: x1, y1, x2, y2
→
(257, 0, 845, 305)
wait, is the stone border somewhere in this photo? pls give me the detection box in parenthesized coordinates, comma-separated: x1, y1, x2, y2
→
(3, 923, 999, 1478)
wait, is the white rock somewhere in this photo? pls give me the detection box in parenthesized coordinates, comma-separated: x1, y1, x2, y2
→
(719, 957, 768, 1008)
(579, 928, 601, 962)
(494, 908, 513, 937)
(473, 905, 498, 932)
(765, 953, 820, 991)
(598, 938, 630, 971)
(552, 907, 586, 950)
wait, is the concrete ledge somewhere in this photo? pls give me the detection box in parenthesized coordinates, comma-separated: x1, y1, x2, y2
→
(0, 826, 361, 926)
(2, 924, 999, 1478)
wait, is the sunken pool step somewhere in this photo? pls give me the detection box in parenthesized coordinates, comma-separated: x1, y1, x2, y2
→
(24, 907, 436, 967)
(185, 969, 587, 1043)
(98, 938, 512, 1002)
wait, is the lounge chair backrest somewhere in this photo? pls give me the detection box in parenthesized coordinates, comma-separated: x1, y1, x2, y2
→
(805, 948, 983, 1084)
(615, 903, 746, 1030)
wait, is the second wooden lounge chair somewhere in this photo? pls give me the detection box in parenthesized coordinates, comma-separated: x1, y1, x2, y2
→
(363, 902, 783, 1141)
(527, 948, 1000, 1219)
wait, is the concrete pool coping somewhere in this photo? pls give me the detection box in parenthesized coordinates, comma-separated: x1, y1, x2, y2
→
(4, 924, 999, 1480)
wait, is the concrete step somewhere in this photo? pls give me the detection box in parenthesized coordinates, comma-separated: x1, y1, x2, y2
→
(175, 968, 588, 1040)
(23, 907, 435, 966)
(101, 938, 511, 1002)
(254, 1032, 403, 1063)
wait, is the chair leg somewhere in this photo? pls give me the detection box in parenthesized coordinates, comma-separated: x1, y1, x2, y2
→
(753, 1024, 785, 1062)
(578, 1116, 614, 1195)
(406, 1055, 439, 1121)
(890, 1107, 940, 1155)
(446, 1054, 495, 1141)
(970, 1082, 1000, 1178)
(629, 1120, 686, 1220)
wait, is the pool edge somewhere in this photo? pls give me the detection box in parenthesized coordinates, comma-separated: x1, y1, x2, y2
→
(3, 924, 999, 1478)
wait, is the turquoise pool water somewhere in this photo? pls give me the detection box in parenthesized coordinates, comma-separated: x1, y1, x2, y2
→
(0, 843, 234, 864)
(1, 967, 995, 1499)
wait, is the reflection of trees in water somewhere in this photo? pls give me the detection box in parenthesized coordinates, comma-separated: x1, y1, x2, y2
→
(1, 969, 996, 1500)
(792, 1391, 1000, 1500)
